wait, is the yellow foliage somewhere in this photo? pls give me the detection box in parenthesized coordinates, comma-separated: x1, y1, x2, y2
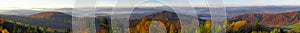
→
(169, 24, 175, 33)
(271, 28, 281, 33)
(1, 29, 9, 33)
(204, 20, 211, 33)
(227, 20, 249, 32)
(141, 17, 149, 22)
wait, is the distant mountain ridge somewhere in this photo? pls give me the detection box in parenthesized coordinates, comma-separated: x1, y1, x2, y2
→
(129, 11, 206, 28)
(3, 6, 300, 19)
(29, 12, 73, 19)
(0, 12, 72, 30)
(228, 11, 300, 26)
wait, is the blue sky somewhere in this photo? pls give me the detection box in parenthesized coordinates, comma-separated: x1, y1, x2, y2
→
(0, 0, 300, 10)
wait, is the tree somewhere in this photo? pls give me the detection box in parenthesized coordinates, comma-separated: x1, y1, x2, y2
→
(198, 22, 205, 33)
(227, 20, 251, 33)
(271, 28, 281, 33)
(141, 17, 149, 22)
(204, 20, 211, 33)
(223, 20, 230, 28)
(0, 19, 4, 24)
(0, 29, 9, 33)
(169, 24, 175, 33)
(64, 28, 71, 33)
(298, 27, 300, 32)
(253, 18, 265, 31)
(54, 30, 57, 33)
(255, 18, 261, 28)
(99, 17, 110, 33)
(100, 28, 107, 33)
(17, 29, 22, 33)
(16, 22, 22, 25)
(111, 18, 124, 33)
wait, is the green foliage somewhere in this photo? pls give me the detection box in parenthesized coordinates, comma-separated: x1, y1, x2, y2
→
(271, 28, 281, 33)
(200, 20, 212, 33)
(212, 24, 224, 33)
(0, 19, 71, 33)
(15, 22, 22, 25)
(288, 22, 300, 30)
(99, 17, 111, 33)
(298, 27, 300, 32)
(223, 20, 230, 28)
(198, 23, 205, 33)
(5, 20, 13, 23)
(111, 18, 124, 33)
(64, 28, 71, 33)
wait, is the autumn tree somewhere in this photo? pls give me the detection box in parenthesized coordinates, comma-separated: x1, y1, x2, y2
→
(271, 28, 281, 33)
(134, 19, 153, 33)
(227, 20, 251, 33)
(168, 24, 175, 33)
(204, 20, 211, 33)
(0, 19, 4, 24)
(0, 26, 9, 33)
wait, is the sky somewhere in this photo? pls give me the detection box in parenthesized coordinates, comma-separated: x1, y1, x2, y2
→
(0, 0, 300, 10)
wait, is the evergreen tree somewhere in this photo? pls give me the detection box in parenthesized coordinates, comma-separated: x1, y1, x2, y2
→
(100, 17, 110, 33)
(298, 27, 300, 32)
(64, 28, 71, 33)
(255, 18, 261, 27)
(111, 18, 124, 33)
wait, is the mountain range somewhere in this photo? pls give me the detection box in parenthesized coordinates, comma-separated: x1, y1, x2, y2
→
(1, 6, 300, 33)
(228, 11, 300, 26)
(0, 12, 72, 30)
(2, 6, 300, 19)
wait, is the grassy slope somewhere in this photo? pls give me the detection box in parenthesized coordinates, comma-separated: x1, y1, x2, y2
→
(287, 22, 300, 30)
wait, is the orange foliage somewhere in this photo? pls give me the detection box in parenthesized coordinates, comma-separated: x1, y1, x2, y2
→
(169, 24, 175, 33)
(228, 11, 300, 26)
(134, 20, 152, 33)
(99, 29, 107, 33)
(30, 12, 54, 19)
(1, 29, 9, 33)
(0, 19, 4, 24)
(131, 17, 172, 33)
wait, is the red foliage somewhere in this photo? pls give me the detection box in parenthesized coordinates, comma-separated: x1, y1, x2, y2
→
(228, 11, 300, 26)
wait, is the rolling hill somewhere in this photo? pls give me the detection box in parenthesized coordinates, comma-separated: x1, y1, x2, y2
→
(228, 11, 300, 26)
(0, 19, 70, 33)
(0, 12, 72, 30)
(30, 12, 73, 19)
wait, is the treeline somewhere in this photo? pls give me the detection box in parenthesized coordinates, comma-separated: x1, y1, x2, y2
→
(98, 17, 300, 33)
(0, 19, 71, 33)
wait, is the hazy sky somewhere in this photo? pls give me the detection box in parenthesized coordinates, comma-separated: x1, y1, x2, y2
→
(0, 0, 300, 10)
